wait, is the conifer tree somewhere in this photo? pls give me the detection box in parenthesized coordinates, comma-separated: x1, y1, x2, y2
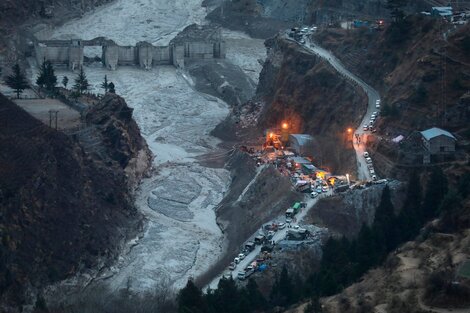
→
(73, 67, 89, 94)
(6, 64, 28, 99)
(386, 0, 408, 22)
(101, 75, 109, 93)
(396, 172, 422, 242)
(36, 59, 57, 92)
(423, 168, 448, 219)
(62, 76, 69, 88)
(373, 185, 395, 254)
(178, 280, 206, 313)
(108, 82, 115, 93)
(246, 279, 266, 310)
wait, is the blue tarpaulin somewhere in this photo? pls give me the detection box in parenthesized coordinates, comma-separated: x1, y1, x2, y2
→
(258, 264, 268, 272)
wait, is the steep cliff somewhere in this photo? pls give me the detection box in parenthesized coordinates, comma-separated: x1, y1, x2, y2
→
(85, 94, 153, 190)
(256, 36, 367, 174)
(0, 93, 150, 310)
(305, 182, 405, 238)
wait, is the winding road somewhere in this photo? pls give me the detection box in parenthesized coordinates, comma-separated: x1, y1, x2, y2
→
(285, 33, 381, 180)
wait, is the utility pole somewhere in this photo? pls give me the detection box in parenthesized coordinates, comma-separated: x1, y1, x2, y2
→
(49, 110, 59, 130)
(221, 0, 224, 19)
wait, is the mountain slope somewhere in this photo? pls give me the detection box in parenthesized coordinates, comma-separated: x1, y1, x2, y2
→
(0, 94, 148, 309)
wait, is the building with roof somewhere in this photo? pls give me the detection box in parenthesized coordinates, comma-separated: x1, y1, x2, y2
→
(290, 156, 311, 166)
(289, 134, 313, 156)
(432, 6, 453, 20)
(420, 127, 456, 154)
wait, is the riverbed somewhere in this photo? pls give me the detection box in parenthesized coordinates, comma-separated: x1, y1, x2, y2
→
(34, 0, 266, 294)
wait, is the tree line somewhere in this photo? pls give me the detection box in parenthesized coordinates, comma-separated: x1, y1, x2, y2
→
(3, 61, 115, 99)
(177, 168, 469, 313)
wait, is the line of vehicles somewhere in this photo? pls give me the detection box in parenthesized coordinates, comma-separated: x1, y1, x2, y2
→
(295, 178, 329, 198)
(363, 151, 378, 181)
(363, 99, 381, 132)
(288, 25, 318, 44)
(227, 223, 281, 281)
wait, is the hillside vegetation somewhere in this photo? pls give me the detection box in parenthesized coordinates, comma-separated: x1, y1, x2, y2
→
(0, 94, 148, 310)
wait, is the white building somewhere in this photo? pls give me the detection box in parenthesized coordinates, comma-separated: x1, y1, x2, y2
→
(288, 134, 313, 156)
(420, 127, 456, 154)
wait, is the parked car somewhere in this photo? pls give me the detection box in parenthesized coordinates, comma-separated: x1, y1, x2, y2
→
(370, 168, 375, 174)
(375, 99, 381, 109)
(310, 191, 318, 198)
(286, 217, 293, 224)
(238, 253, 246, 260)
(365, 157, 372, 163)
(316, 187, 322, 193)
(229, 262, 236, 270)
(322, 186, 329, 192)
(278, 222, 286, 229)
(363, 125, 369, 131)
(372, 175, 377, 181)
(363, 151, 369, 157)
(299, 39, 306, 44)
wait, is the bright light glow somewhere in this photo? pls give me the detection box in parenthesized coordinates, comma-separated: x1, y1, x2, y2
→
(282, 122, 289, 129)
(347, 128, 353, 133)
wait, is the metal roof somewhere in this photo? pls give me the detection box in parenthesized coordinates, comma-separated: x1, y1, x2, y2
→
(420, 127, 456, 141)
(289, 134, 313, 146)
(291, 157, 311, 164)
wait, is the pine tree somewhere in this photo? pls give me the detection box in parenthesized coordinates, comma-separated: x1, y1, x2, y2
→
(73, 67, 89, 95)
(395, 171, 422, 242)
(386, 0, 408, 22)
(178, 280, 206, 313)
(458, 173, 470, 198)
(246, 279, 266, 311)
(439, 189, 464, 232)
(36, 59, 57, 92)
(373, 185, 396, 254)
(62, 76, 69, 89)
(101, 75, 109, 93)
(423, 168, 448, 219)
(6, 64, 28, 99)
(36, 60, 47, 89)
(214, 277, 240, 313)
(108, 82, 115, 93)
(277, 265, 294, 306)
(44, 61, 57, 91)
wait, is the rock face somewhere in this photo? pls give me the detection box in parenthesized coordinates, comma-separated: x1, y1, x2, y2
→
(0, 93, 150, 309)
(256, 36, 367, 175)
(84, 94, 153, 191)
(306, 181, 406, 238)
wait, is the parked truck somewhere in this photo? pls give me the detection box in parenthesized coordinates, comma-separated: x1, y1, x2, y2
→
(254, 235, 266, 245)
(245, 241, 256, 252)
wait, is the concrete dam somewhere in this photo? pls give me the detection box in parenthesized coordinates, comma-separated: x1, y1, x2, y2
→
(34, 28, 226, 70)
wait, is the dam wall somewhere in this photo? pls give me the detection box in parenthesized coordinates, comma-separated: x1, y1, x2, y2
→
(34, 38, 225, 70)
